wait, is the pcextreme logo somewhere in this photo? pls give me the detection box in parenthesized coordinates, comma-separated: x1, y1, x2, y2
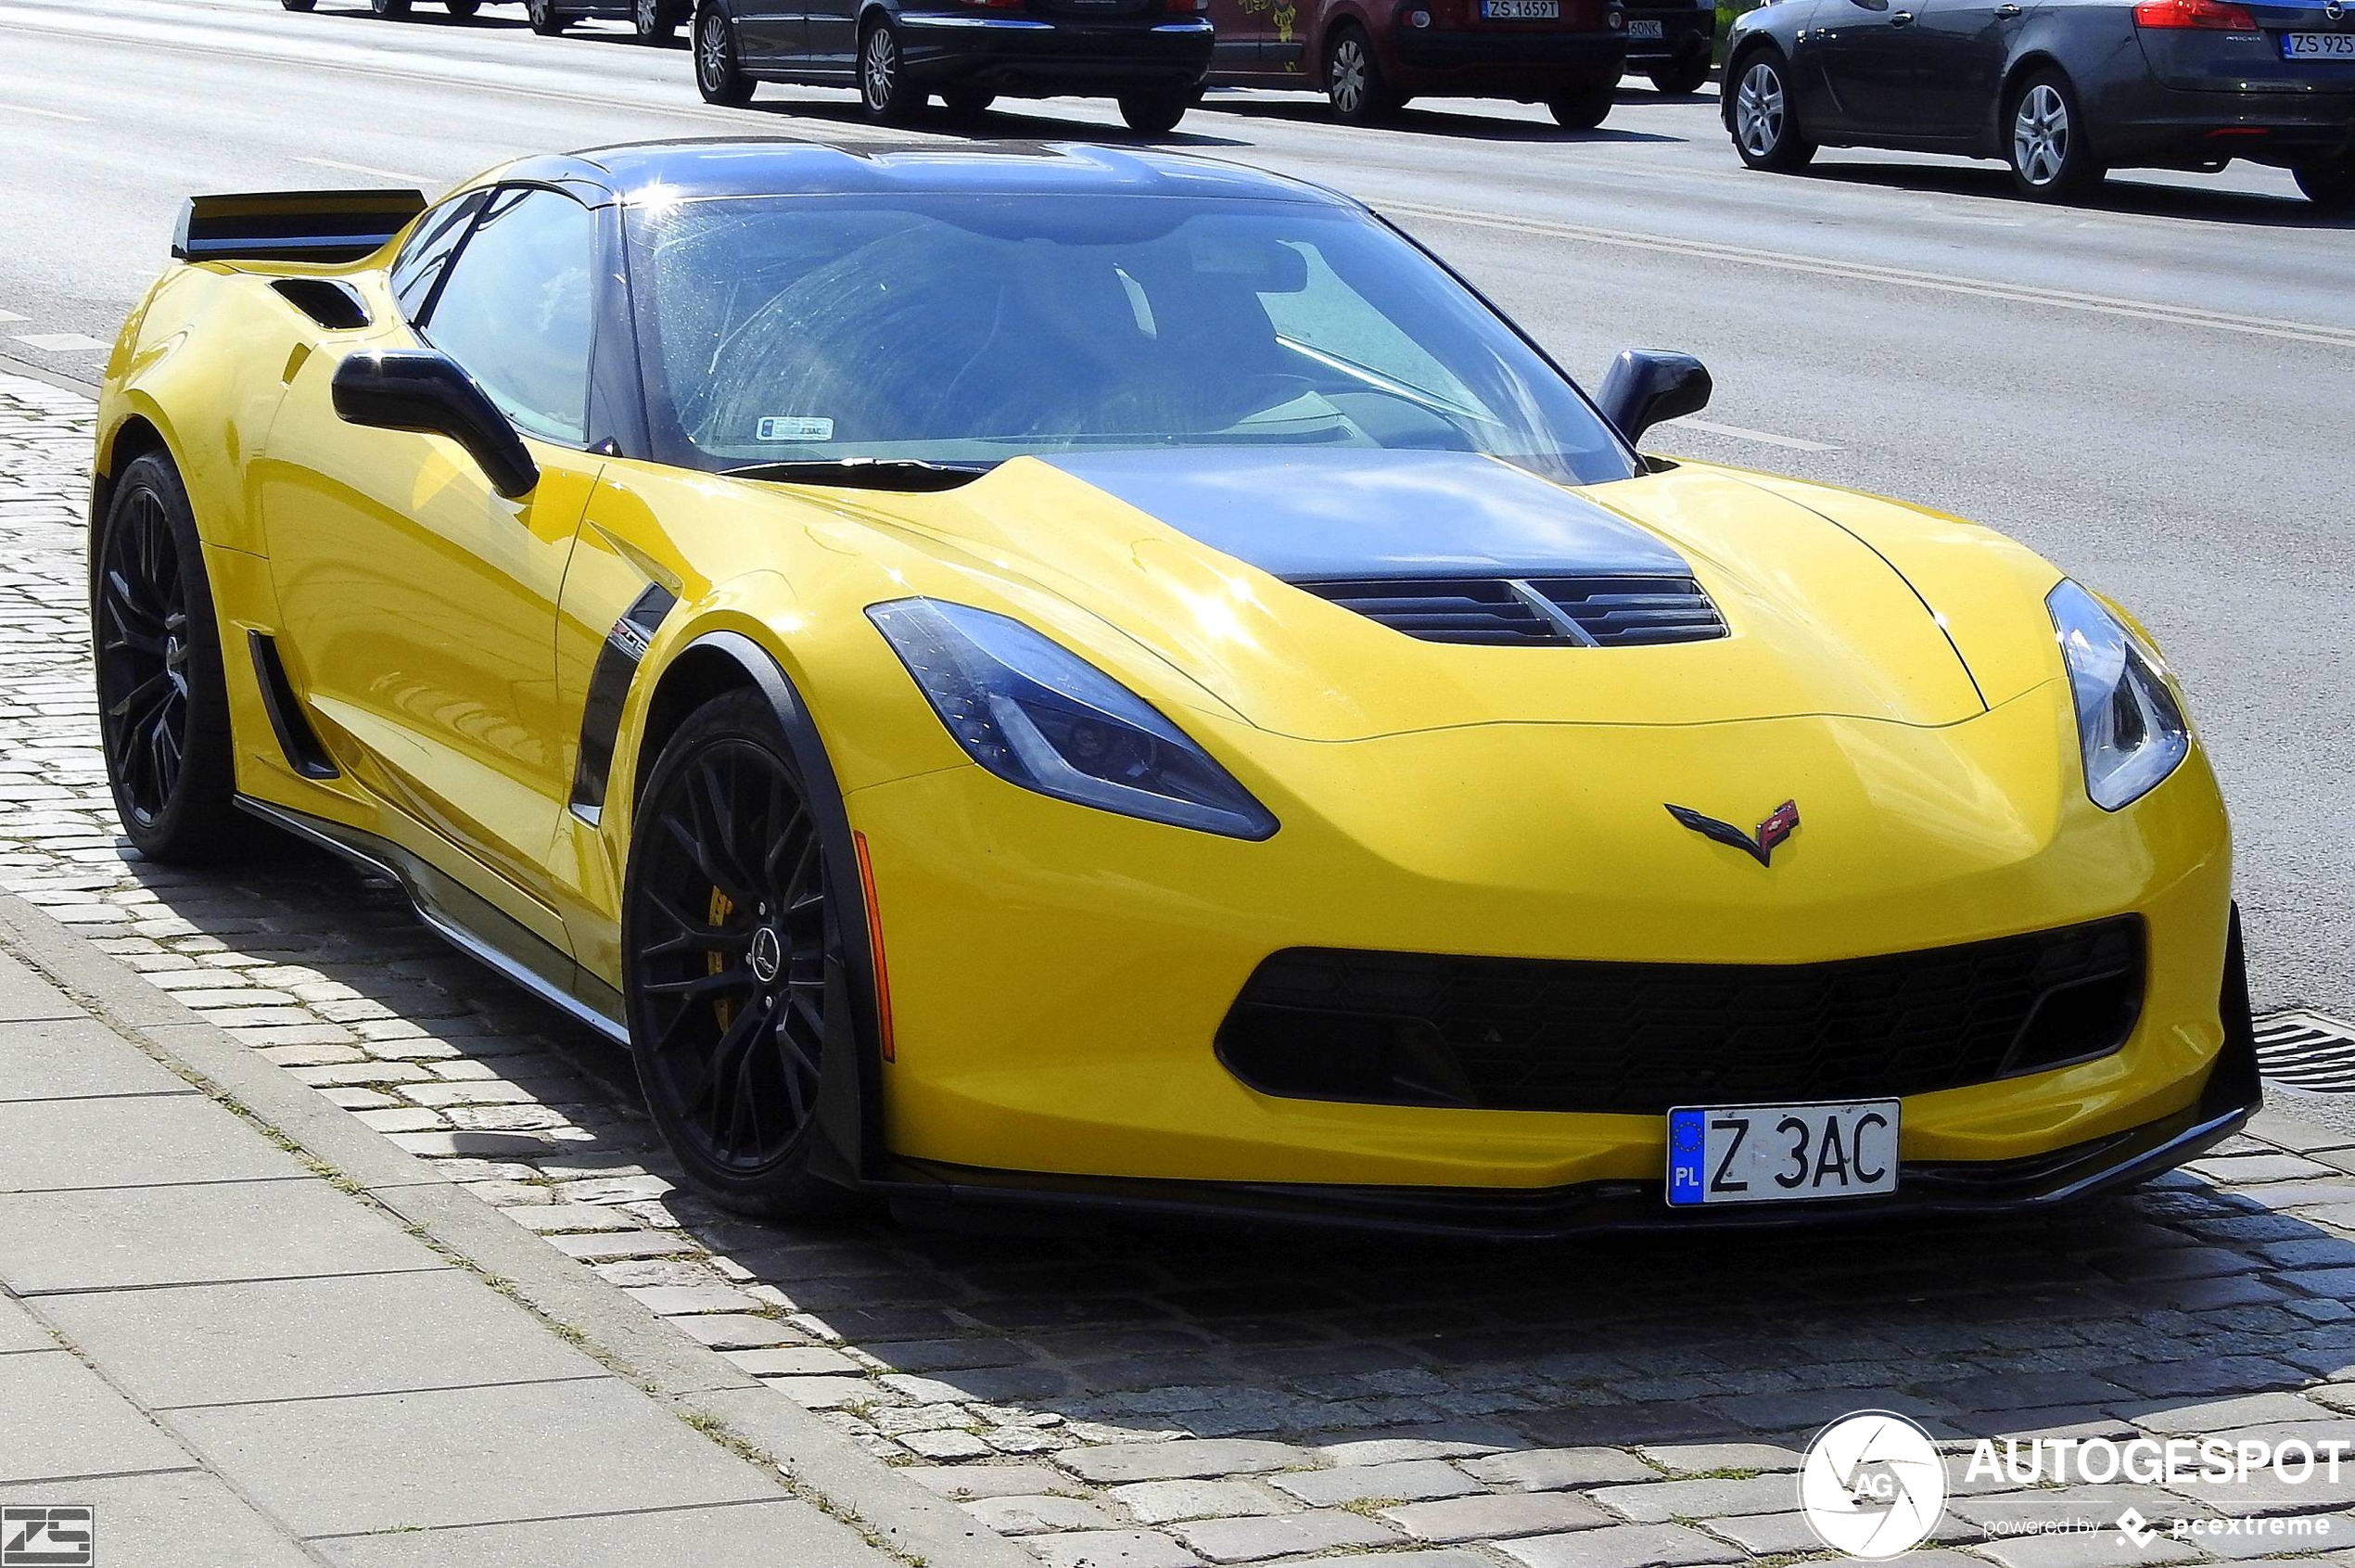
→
(1798, 1410, 1948, 1559)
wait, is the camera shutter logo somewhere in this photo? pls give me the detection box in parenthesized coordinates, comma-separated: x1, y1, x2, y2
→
(1798, 1411, 1947, 1560)
(1, 1506, 94, 1568)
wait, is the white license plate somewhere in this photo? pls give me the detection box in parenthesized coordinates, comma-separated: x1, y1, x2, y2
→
(2282, 31, 2355, 57)
(1628, 18, 1665, 36)
(1666, 1100, 1899, 1207)
(1483, 0, 1559, 18)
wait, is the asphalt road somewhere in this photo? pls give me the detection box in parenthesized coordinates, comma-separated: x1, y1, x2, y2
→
(1, 0, 2349, 1014)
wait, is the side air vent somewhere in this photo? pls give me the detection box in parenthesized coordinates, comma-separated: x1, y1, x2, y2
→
(1298, 576, 1726, 648)
(248, 631, 339, 780)
(270, 277, 371, 331)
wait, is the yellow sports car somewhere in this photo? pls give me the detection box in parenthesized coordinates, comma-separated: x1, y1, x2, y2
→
(91, 141, 2259, 1231)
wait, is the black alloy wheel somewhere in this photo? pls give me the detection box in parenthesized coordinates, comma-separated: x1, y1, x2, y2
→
(1324, 25, 1398, 123)
(1119, 88, 1195, 135)
(625, 689, 852, 1217)
(94, 453, 245, 862)
(1727, 47, 1814, 171)
(526, 0, 568, 34)
(859, 18, 923, 121)
(694, 3, 756, 103)
(1548, 76, 1618, 130)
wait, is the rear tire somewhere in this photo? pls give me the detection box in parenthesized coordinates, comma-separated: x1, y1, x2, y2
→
(369, 0, 412, 17)
(279, 0, 318, 11)
(444, 0, 481, 16)
(859, 18, 923, 122)
(2294, 156, 2355, 210)
(624, 689, 859, 1222)
(940, 85, 997, 120)
(1324, 25, 1399, 124)
(694, 2, 755, 103)
(2006, 69, 2104, 202)
(1647, 53, 1710, 96)
(93, 453, 248, 865)
(633, 0, 680, 43)
(1118, 87, 1195, 135)
(526, 0, 567, 34)
(1727, 47, 1814, 172)
(1547, 76, 1617, 129)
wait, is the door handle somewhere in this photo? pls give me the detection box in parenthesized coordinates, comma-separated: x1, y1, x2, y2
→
(1890, 8, 1914, 20)
(1994, 4, 2020, 15)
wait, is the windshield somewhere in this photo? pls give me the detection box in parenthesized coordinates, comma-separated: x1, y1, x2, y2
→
(625, 193, 1636, 486)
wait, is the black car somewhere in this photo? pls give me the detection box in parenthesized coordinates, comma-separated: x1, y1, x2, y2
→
(1721, 0, 2355, 205)
(691, 0, 1216, 130)
(282, 0, 691, 41)
(1624, 0, 1714, 93)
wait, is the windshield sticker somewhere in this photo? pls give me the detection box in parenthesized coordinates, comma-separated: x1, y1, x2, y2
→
(756, 416, 835, 442)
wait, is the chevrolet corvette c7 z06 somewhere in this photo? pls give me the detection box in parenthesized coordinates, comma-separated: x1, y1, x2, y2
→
(89, 144, 2260, 1233)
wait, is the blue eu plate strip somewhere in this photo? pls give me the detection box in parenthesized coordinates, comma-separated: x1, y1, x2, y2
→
(1667, 1108, 1706, 1206)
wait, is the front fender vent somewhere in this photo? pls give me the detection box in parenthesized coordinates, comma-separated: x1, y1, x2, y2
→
(1297, 576, 1726, 647)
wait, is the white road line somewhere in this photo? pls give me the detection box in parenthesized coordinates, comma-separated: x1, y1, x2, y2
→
(0, 100, 93, 122)
(0, 310, 25, 324)
(11, 333, 110, 353)
(294, 156, 437, 186)
(1379, 201, 2355, 352)
(1666, 417, 1839, 453)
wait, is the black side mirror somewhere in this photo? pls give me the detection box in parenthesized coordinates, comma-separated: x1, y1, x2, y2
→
(330, 350, 538, 500)
(1597, 350, 1712, 447)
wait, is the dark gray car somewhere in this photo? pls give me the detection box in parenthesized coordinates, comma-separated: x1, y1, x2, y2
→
(1720, 0, 2355, 206)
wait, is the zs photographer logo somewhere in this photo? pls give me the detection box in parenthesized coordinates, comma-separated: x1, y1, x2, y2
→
(1799, 1412, 1947, 1560)
(1, 1506, 94, 1568)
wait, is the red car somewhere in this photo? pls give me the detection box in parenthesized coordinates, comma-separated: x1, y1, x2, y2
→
(1204, 0, 1628, 125)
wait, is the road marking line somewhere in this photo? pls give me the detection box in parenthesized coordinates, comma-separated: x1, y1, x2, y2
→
(1379, 201, 2355, 352)
(0, 310, 24, 324)
(0, 100, 93, 122)
(11, 334, 110, 353)
(294, 155, 437, 186)
(1666, 417, 1839, 453)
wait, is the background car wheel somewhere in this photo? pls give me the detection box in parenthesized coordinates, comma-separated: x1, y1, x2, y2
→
(94, 453, 248, 865)
(1647, 53, 1711, 96)
(1547, 77, 1618, 130)
(940, 86, 996, 121)
(1324, 26, 1399, 124)
(624, 689, 858, 1221)
(694, 4, 755, 104)
(279, 0, 317, 10)
(633, 0, 679, 43)
(1728, 48, 1814, 172)
(2294, 156, 2355, 210)
(526, 0, 568, 34)
(444, 0, 481, 15)
(369, 0, 411, 18)
(1118, 88, 1195, 135)
(2006, 70, 2104, 202)
(859, 19, 923, 122)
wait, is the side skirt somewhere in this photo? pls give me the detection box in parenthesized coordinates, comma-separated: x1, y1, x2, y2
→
(236, 796, 629, 1047)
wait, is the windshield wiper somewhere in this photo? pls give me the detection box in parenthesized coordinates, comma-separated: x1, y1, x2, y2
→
(722, 458, 996, 491)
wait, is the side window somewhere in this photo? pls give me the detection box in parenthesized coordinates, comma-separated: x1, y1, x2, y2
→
(390, 191, 488, 324)
(418, 186, 599, 446)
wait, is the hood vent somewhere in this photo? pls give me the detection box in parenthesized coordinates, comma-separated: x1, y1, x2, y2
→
(1298, 576, 1726, 648)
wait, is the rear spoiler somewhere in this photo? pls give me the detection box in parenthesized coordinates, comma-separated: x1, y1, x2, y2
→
(172, 188, 428, 265)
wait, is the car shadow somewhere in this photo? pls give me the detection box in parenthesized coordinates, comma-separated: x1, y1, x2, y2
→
(1204, 96, 1684, 144)
(1800, 158, 2353, 231)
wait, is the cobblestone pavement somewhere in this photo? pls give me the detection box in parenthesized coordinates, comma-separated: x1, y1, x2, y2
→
(6, 370, 2355, 1568)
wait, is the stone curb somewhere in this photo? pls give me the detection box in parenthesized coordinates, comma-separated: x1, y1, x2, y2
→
(0, 889, 1039, 1568)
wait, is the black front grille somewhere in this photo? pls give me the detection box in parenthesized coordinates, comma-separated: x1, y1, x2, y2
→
(1297, 576, 1726, 647)
(1216, 919, 2145, 1115)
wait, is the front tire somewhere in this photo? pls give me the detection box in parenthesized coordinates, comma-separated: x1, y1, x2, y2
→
(624, 689, 856, 1220)
(859, 18, 923, 122)
(1324, 25, 1398, 124)
(633, 0, 680, 43)
(1119, 87, 1195, 135)
(369, 0, 412, 17)
(526, 0, 567, 34)
(2006, 70, 2104, 202)
(694, 3, 756, 104)
(2295, 156, 2355, 210)
(1727, 48, 1814, 172)
(94, 453, 246, 864)
(279, 0, 318, 11)
(444, 0, 481, 16)
(940, 85, 996, 120)
(1547, 77, 1617, 130)
(1647, 53, 1711, 96)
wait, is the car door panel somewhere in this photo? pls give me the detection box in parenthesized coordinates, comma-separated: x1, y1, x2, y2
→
(1808, 0, 1922, 129)
(1908, 0, 2037, 138)
(733, 0, 809, 66)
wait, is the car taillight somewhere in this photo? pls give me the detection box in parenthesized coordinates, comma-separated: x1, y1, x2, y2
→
(1162, 0, 1209, 13)
(2132, 0, 2258, 29)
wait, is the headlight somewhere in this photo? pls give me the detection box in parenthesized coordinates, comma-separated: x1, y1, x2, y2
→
(2047, 579, 2189, 811)
(867, 599, 1279, 841)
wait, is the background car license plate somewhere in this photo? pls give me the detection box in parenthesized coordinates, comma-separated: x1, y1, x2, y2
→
(1667, 1101, 1898, 1206)
(1628, 18, 1665, 37)
(2282, 32, 2355, 57)
(1483, 0, 1560, 18)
